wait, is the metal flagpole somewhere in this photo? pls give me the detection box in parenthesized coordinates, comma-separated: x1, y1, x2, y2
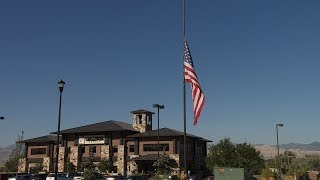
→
(183, 0, 187, 176)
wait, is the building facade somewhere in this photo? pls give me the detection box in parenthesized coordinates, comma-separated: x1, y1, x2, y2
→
(19, 109, 211, 175)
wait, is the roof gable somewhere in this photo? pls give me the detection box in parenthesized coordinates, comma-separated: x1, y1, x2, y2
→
(22, 135, 59, 143)
(130, 109, 154, 114)
(127, 128, 200, 139)
(51, 120, 138, 134)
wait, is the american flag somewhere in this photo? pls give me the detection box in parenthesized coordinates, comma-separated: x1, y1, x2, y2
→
(184, 40, 205, 125)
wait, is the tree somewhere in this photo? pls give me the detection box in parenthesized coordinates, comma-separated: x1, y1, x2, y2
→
(29, 163, 43, 174)
(153, 153, 173, 175)
(261, 167, 276, 180)
(82, 146, 99, 180)
(97, 158, 112, 174)
(205, 138, 265, 175)
(205, 138, 238, 170)
(298, 164, 309, 180)
(306, 154, 320, 171)
(64, 161, 77, 174)
(235, 142, 265, 175)
(5, 132, 24, 172)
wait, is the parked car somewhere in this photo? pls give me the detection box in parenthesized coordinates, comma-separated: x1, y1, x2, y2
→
(33, 173, 49, 180)
(8, 174, 35, 180)
(204, 176, 214, 180)
(72, 173, 83, 180)
(46, 173, 70, 180)
(105, 175, 126, 180)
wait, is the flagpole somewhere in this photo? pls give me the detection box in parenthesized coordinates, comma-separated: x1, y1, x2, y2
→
(182, 0, 187, 176)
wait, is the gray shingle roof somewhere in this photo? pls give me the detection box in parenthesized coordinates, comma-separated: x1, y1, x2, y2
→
(126, 128, 211, 142)
(130, 109, 154, 114)
(22, 135, 59, 143)
(129, 154, 159, 161)
(51, 120, 138, 134)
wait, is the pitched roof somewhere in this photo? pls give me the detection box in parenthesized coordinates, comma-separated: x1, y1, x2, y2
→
(22, 135, 59, 143)
(126, 127, 212, 142)
(129, 154, 159, 161)
(130, 109, 154, 114)
(51, 120, 138, 134)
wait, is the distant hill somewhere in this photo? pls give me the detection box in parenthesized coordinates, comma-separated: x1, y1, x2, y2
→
(279, 142, 320, 151)
(255, 142, 320, 159)
(0, 145, 14, 166)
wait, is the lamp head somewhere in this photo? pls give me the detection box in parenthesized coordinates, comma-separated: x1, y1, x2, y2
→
(0, 116, 4, 120)
(153, 104, 164, 109)
(276, 123, 284, 127)
(58, 79, 65, 92)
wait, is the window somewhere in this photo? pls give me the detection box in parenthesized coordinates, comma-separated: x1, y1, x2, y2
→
(143, 144, 169, 151)
(113, 146, 118, 153)
(31, 148, 46, 155)
(129, 145, 134, 152)
(80, 147, 85, 154)
(196, 147, 202, 154)
(137, 115, 142, 124)
(90, 146, 96, 154)
(187, 144, 193, 152)
(147, 116, 152, 125)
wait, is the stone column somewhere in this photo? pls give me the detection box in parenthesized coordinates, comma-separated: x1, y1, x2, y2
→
(18, 158, 27, 173)
(70, 146, 79, 168)
(43, 157, 50, 172)
(58, 147, 65, 172)
(127, 155, 139, 175)
(117, 145, 125, 175)
(101, 145, 110, 160)
(169, 154, 181, 175)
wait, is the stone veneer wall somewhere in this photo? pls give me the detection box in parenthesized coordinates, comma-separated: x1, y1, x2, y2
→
(58, 147, 65, 172)
(70, 147, 78, 168)
(43, 157, 50, 172)
(18, 158, 27, 173)
(127, 155, 139, 175)
(132, 114, 147, 133)
(101, 145, 110, 160)
(117, 145, 125, 175)
(169, 154, 181, 174)
(28, 163, 38, 172)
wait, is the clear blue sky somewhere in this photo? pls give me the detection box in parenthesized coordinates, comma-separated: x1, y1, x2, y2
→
(1, 0, 320, 147)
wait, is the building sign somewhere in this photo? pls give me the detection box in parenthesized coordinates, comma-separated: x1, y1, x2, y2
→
(78, 137, 105, 145)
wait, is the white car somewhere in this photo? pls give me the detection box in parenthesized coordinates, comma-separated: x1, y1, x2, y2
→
(46, 173, 70, 180)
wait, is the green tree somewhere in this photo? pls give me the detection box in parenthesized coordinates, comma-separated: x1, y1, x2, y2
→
(261, 167, 276, 180)
(29, 163, 44, 174)
(235, 143, 265, 175)
(65, 161, 77, 174)
(97, 158, 112, 174)
(153, 153, 173, 175)
(82, 146, 99, 180)
(205, 138, 238, 170)
(5, 133, 24, 172)
(205, 138, 265, 175)
(298, 164, 309, 180)
(306, 154, 320, 171)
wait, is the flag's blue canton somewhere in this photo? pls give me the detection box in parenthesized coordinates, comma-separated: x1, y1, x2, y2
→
(184, 41, 193, 66)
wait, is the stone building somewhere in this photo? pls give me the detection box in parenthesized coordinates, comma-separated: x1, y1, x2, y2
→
(19, 109, 211, 175)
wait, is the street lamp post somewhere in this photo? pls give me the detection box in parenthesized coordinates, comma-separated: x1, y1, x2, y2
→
(276, 123, 284, 180)
(153, 104, 164, 171)
(55, 80, 65, 180)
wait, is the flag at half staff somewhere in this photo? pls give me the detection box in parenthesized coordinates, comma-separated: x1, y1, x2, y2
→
(183, 40, 205, 125)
